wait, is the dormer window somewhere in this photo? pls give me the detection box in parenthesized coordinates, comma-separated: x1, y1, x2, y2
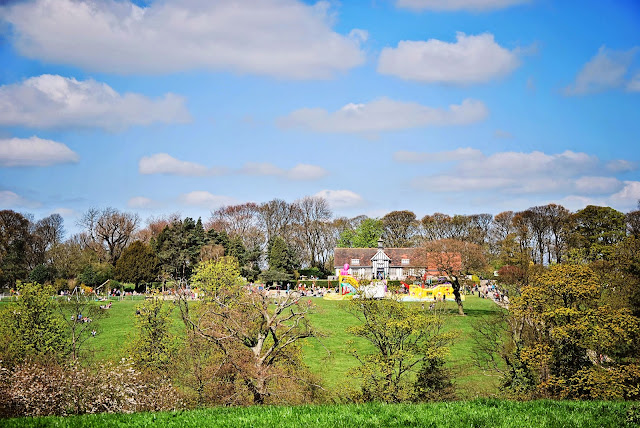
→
(351, 258, 360, 265)
(401, 258, 410, 265)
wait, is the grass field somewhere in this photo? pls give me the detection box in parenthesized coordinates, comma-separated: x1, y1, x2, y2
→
(4, 400, 636, 427)
(1, 293, 504, 398)
(72, 294, 503, 398)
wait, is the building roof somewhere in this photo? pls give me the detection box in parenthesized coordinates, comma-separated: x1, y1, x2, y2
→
(335, 247, 431, 268)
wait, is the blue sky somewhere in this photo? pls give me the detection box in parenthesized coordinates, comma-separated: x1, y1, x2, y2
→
(1, 0, 639, 235)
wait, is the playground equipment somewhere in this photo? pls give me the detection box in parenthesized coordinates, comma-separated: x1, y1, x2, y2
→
(324, 263, 358, 301)
(400, 282, 465, 302)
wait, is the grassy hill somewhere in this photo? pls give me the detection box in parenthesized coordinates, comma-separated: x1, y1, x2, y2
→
(77, 294, 503, 398)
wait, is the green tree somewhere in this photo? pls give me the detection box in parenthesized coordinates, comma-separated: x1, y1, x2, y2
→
(154, 217, 204, 284)
(346, 297, 456, 403)
(338, 218, 384, 248)
(115, 241, 159, 291)
(129, 298, 175, 371)
(423, 239, 487, 315)
(507, 264, 640, 399)
(179, 257, 318, 404)
(58, 294, 108, 362)
(570, 205, 626, 261)
(0, 282, 66, 365)
(0, 210, 32, 289)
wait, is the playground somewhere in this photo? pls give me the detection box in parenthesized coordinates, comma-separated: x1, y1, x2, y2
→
(323, 263, 463, 302)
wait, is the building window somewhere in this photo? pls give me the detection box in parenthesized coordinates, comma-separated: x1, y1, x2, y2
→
(351, 258, 360, 265)
(401, 258, 410, 265)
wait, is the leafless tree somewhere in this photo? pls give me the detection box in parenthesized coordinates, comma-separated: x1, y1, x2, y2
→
(208, 203, 263, 249)
(382, 210, 418, 247)
(256, 199, 298, 243)
(294, 196, 332, 269)
(78, 207, 139, 265)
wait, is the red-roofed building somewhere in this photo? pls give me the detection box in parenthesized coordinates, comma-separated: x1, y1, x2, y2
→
(334, 238, 458, 280)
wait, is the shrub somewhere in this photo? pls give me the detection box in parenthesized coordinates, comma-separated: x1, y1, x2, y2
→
(0, 359, 183, 417)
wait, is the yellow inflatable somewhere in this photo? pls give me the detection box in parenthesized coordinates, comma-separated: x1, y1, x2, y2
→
(407, 283, 464, 302)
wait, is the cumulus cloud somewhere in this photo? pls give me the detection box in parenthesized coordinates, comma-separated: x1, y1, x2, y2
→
(128, 196, 157, 209)
(279, 98, 488, 134)
(50, 207, 75, 217)
(0, 136, 78, 166)
(377, 33, 520, 84)
(140, 154, 327, 180)
(139, 153, 221, 176)
(241, 162, 328, 180)
(403, 148, 631, 197)
(0, 75, 189, 130)
(2, 0, 365, 79)
(396, 0, 529, 11)
(179, 191, 238, 209)
(394, 147, 484, 163)
(0, 190, 40, 208)
(314, 189, 364, 208)
(610, 181, 640, 207)
(564, 46, 639, 95)
(606, 159, 636, 173)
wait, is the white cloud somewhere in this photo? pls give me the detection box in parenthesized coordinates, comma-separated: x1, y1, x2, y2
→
(0, 75, 189, 130)
(573, 176, 622, 195)
(606, 159, 636, 173)
(314, 189, 364, 208)
(396, 0, 529, 11)
(179, 191, 238, 209)
(242, 162, 285, 177)
(0, 190, 40, 208)
(279, 98, 488, 134)
(394, 147, 484, 163)
(404, 148, 630, 197)
(0, 136, 78, 166)
(2, 0, 365, 79)
(628, 71, 640, 92)
(493, 129, 514, 139)
(609, 181, 640, 207)
(377, 33, 520, 84)
(50, 207, 75, 217)
(241, 162, 328, 180)
(128, 196, 156, 209)
(139, 153, 219, 176)
(288, 164, 328, 180)
(564, 46, 638, 95)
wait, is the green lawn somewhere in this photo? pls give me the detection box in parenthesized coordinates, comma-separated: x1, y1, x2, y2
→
(3, 400, 636, 427)
(2, 294, 504, 398)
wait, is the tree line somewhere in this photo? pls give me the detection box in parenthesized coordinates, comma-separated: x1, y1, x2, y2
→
(2, 199, 640, 293)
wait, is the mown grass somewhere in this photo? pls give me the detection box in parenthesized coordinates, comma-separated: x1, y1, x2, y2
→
(2, 293, 504, 397)
(3, 400, 635, 427)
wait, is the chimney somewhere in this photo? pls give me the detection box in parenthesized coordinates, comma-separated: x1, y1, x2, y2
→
(377, 238, 384, 249)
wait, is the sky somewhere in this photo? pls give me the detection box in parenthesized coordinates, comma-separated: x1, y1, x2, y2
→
(1, 0, 639, 236)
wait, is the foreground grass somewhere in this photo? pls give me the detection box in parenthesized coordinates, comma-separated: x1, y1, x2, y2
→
(4, 400, 636, 427)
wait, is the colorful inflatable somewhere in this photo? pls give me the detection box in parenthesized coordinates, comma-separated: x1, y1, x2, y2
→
(324, 264, 358, 300)
(400, 283, 464, 302)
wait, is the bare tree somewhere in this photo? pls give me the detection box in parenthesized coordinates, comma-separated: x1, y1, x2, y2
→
(208, 203, 263, 250)
(382, 210, 418, 247)
(545, 204, 571, 264)
(256, 199, 299, 243)
(78, 207, 139, 265)
(294, 196, 332, 269)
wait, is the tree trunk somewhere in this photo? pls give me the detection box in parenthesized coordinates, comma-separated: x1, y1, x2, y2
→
(451, 276, 465, 316)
